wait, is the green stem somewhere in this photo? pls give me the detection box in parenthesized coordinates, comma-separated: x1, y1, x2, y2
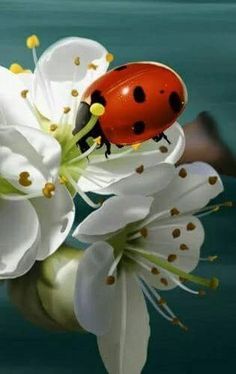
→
(127, 247, 219, 289)
(63, 114, 98, 157)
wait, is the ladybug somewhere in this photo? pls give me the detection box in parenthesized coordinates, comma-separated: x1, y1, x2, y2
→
(74, 62, 187, 156)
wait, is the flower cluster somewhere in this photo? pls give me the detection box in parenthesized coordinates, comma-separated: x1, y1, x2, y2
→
(0, 35, 228, 374)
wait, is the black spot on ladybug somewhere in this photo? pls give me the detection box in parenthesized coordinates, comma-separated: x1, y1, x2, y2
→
(133, 86, 146, 103)
(169, 91, 182, 113)
(132, 121, 145, 135)
(91, 90, 107, 106)
(114, 65, 127, 71)
(160, 90, 165, 94)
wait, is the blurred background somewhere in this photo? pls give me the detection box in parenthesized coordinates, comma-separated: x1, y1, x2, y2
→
(0, 0, 235, 373)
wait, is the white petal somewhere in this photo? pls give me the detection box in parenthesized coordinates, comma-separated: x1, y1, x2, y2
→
(150, 162, 223, 216)
(94, 163, 175, 196)
(87, 122, 185, 174)
(0, 126, 51, 194)
(0, 199, 40, 278)
(73, 195, 153, 243)
(0, 67, 39, 128)
(15, 125, 61, 180)
(33, 37, 109, 122)
(74, 242, 116, 335)
(138, 215, 204, 290)
(31, 184, 75, 260)
(98, 271, 150, 374)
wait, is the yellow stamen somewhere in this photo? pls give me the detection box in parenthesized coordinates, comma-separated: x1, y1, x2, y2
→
(131, 143, 141, 151)
(71, 89, 79, 97)
(21, 89, 29, 98)
(208, 255, 218, 262)
(59, 176, 68, 184)
(135, 165, 144, 174)
(50, 124, 58, 132)
(94, 136, 102, 145)
(88, 63, 98, 70)
(106, 275, 115, 285)
(74, 56, 80, 66)
(159, 146, 168, 153)
(90, 103, 105, 116)
(26, 34, 40, 49)
(18, 171, 32, 187)
(63, 106, 71, 114)
(140, 227, 148, 238)
(9, 63, 25, 74)
(208, 176, 218, 185)
(179, 168, 187, 178)
(170, 208, 180, 216)
(42, 182, 55, 198)
(106, 52, 114, 63)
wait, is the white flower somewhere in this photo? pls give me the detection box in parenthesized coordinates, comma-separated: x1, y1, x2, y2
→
(0, 125, 75, 278)
(73, 162, 224, 374)
(0, 36, 185, 204)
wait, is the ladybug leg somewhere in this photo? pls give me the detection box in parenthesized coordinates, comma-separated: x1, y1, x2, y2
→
(104, 141, 111, 158)
(116, 144, 124, 149)
(152, 132, 171, 144)
(77, 138, 90, 153)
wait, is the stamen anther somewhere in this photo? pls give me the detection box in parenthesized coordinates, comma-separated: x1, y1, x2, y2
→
(106, 52, 114, 63)
(90, 103, 105, 116)
(209, 277, 219, 289)
(179, 168, 187, 178)
(140, 227, 148, 238)
(21, 89, 29, 98)
(63, 106, 71, 114)
(19, 171, 32, 187)
(159, 146, 168, 153)
(71, 89, 79, 97)
(157, 297, 166, 305)
(172, 228, 181, 238)
(180, 243, 189, 250)
(170, 208, 180, 216)
(42, 182, 56, 198)
(136, 165, 144, 174)
(131, 143, 141, 151)
(9, 63, 25, 74)
(88, 63, 98, 70)
(26, 34, 40, 49)
(186, 222, 196, 231)
(160, 277, 168, 286)
(198, 290, 206, 297)
(106, 275, 116, 285)
(94, 136, 102, 145)
(168, 254, 177, 262)
(151, 267, 160, 275)
(50, 124, 58, 132)
(208, 176, 218, 185)
(74, 56, 80, 66)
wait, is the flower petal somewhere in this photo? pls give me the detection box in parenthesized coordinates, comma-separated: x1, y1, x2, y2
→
(138, 215, 204, 290)
(74, 242, 116, 335)
(93, 163, 175, 196)
(0, 126, 51, 194)
(15, 125, 61, 180)
(150, 162, 223, 217)
(73, 195, 153, 243)
(98, 271, 150, 374)
(78, 123, 185, 194)
(0, 66, 39, 128)
(0, 199, 40, 278)
(31, 184, 75, 260)
(33, 37, 109, 122)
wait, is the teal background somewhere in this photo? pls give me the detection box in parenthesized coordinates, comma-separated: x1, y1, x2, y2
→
(0, 0, 235, 373)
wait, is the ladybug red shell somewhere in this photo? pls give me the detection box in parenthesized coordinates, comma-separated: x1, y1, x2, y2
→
(80, 62, 187, 145)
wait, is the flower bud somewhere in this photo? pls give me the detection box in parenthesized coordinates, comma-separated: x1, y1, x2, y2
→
(8, 246, 84, 331)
